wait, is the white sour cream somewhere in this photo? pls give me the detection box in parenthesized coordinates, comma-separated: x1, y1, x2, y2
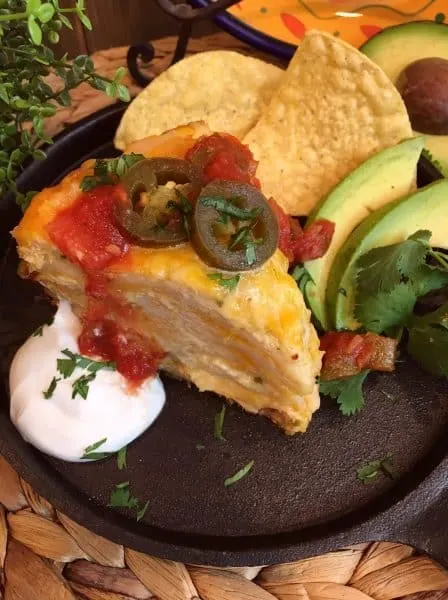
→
(9, 301, 165, 462)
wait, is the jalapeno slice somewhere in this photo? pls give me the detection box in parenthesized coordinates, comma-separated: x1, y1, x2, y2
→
(116, 158, 201, 247)
(191, 180, 279, 271)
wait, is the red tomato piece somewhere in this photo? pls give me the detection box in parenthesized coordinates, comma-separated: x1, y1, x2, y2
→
(293, 219, 335, 263)
(186, 133, 259, 187)
(47, 185, 129, 271)
(320, 331, 398, 380)
(268, 197, 299, 262)
(79, 317, 166, 385)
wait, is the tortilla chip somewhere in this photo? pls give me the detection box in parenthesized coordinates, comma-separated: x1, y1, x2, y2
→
(114, 51, 283, 150)
(243, 30, 413, 215)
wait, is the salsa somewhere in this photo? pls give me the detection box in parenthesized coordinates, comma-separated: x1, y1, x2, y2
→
(48, 185, 166, 385)
(186, 133, 260, 188)
(47, 185, 129, 271)
(320, 331, 398, 380)
(268, 197, 335, 264)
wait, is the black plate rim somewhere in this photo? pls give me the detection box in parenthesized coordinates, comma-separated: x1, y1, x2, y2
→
(1, 103, 447, 567)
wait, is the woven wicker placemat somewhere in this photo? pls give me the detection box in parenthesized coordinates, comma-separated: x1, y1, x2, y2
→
(2, 32, 448, 600)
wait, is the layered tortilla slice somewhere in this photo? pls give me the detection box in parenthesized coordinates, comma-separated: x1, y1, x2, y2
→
(13, 131, 322, 435)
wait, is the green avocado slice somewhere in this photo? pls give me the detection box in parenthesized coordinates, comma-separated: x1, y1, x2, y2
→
(361, 21, 448, 176)
(304, 136, 424, 331)
(327, 178, 448, 331)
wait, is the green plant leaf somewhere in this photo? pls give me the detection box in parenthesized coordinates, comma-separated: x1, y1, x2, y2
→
(27, 0, 42, 13)
(36, 2, 55, 23)
(28, 14, 42, 45)
(58, 13, 73, 29)
(78, 10, 92, 30)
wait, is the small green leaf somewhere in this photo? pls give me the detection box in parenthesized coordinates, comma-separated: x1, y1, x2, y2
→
(207, 273, 240, 291)
(83, 437, 108, 455)
(136, 500, 149, 522)
(78, 10, 92, 30)
(319, 371, 370, 416)
(357, 454, 395, 483)
(114, 66, 126, 83)
(28, 14, 43, 45)
(36, 2, 55, 23)
(59, 13, 73, 29)
(71, 371, 96, 400)
(0, 84, 8, 104)
(117, 84, 130, 103)
(43, 376, 59, 399)
(117, 445, 127, 471)
(27, 0, 42, 13)
(224, 460, 254, 487)
(214, 404, 226, 441)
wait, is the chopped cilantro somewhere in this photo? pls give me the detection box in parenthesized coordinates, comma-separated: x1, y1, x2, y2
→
(245, 241, 257, 266)
(357, 454, 395, 483)
(108, 482, 139, 509)
(81, 438, 112, 461)
(83, 438, 108, 455)
(319, 371, 370, 416)
(108, 481, 149, 522)
(71, 372, 96, 400)
(56, 349, 115, 399)
(224, 460, 254, 487)
(43, 376, 60, 399)
(292, 264, 313, 294)
(354, 231, 448, 333)
(435, 12, 445, 23)
(208, 273, 240, 291)
(80, 153, 145, 192)
(136, 500, 149, 522)
(200, 196, 262, 221)
(214, 404, 227, 441)
(117, 445, 127, 471)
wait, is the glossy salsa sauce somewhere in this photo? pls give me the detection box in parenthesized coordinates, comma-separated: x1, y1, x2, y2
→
(47, 185, 166, 385)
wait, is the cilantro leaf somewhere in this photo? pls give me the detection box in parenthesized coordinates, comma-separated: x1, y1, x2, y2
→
(224, 460, 254, 487)
(83, 438, 107, 455)
(319, 370, 370, 416)
(355, 283, 417, 333)
(200, 196, 261, 221)
(292, 264, 313, 295)
(136, 500, 149, 522)
(357, 454, 395, 483)
(57, 355, 76, 378)
(43, 376, 60, 399)
(117, 445, 127, 471)
(356, 231, 430, 296)
(80, 153, 144, 192)
(72, 372, 96, 400)
(208, 273, 240, 291)
(214, 404, 227, 441)
(354, 231, 448, 333)
(108, 482, 139, 509)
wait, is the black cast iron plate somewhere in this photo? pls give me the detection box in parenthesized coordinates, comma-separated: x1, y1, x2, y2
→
(0, 103, 447, 567)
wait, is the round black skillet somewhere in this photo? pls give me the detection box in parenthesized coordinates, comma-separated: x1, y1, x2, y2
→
(0, 103, 447, 567)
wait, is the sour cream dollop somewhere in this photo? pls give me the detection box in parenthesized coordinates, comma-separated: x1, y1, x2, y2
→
(9, 301, 165, 462)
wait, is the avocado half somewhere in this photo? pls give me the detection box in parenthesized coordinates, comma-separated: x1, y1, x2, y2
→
(304, 136, 424, 331)
(327, 178, 448, 331)
(361, 21, 448, 176)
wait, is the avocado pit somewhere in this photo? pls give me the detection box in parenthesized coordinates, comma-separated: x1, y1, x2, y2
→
(396, 57, 448, 135)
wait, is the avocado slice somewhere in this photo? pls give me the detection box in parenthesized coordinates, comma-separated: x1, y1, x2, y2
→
(361, 22, 448, 176)
(327, 178, 448, 331)
(304, 136, 424, 330)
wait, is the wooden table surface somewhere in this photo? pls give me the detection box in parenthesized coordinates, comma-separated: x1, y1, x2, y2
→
(1, 30, 447, 600)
